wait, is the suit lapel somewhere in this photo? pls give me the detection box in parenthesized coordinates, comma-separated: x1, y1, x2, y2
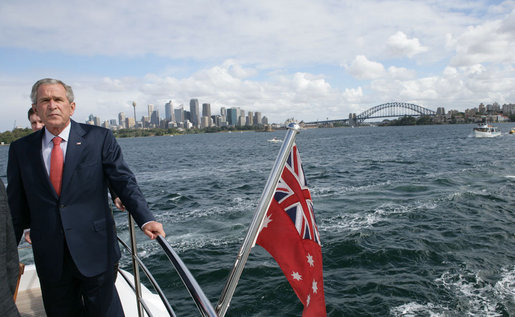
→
(28, 129, 54, 196)
(61, 121, 86, 197)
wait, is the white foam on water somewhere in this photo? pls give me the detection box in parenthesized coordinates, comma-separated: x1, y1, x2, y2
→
(322, 201, 416, 233)
(494, 266, 515, 307)
(391, 266, 515, 316)
(310, 180, 392, 197)
(390, 302, 448, 316)
(433, 266, 515, 316)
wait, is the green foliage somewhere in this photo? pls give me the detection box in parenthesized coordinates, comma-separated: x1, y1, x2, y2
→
(383, 116, 417, 126)
(380, 115, 440, 126)
(0, 128, 33, 145)
(113, 128, 184, 138)
(416, 116, 435, 125)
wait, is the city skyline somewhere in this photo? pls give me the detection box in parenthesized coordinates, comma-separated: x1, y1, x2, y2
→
(86, 99, 269, 130)
(1, 1, 514, 131)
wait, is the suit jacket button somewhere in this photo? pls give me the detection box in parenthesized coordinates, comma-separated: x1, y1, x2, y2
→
(59, 204, 65, 209)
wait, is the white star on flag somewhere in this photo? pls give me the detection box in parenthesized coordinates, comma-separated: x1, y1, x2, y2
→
(307, 253, 314, 267)
(262, 214, 272, 228)
(312, 280, 318, 294)
(292, 271, 302, 281)
(306, 294, 311, 307)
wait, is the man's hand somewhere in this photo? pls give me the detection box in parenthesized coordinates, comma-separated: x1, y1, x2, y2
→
(113, 197, 126, 211)
(142, 221, 165, 240)
(24, 230, 32, 244)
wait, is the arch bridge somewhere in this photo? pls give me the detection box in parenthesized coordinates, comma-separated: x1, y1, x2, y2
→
(306, 102, 437, 126)
(354, 102, 436, 123)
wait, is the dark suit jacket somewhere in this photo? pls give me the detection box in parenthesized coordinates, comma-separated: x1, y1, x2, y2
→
(7, 120, 155, 281)
(0, 179, 20, 317)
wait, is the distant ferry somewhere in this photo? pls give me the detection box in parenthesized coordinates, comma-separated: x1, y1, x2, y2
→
(473, 123, 501, 138)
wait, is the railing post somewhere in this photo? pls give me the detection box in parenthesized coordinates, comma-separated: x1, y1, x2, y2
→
(128, 214, 144, 317)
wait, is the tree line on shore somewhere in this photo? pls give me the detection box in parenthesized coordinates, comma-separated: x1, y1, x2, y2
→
(0, 124, 270, 145)
(1, 114, 514, 145)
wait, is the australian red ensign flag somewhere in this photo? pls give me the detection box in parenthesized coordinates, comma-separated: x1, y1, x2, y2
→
(256, 143, 326, 316)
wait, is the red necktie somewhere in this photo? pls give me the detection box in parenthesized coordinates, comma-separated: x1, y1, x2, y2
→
(50, 137, 64, 196)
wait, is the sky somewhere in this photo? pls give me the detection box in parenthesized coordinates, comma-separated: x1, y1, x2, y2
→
(0, 0, 514, 131)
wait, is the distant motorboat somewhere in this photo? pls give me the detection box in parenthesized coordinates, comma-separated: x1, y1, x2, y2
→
(268, 137, 282, 143)
(473, 123, 501, 138)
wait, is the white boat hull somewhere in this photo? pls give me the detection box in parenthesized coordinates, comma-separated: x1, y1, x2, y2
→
(473, 130, 501, 138)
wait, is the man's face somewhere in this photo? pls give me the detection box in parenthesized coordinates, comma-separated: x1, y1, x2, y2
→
(33, 83, 75, 135)
(29, 113, 44, 131)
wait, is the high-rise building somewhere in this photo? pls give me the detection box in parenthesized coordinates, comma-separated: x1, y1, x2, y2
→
(148, 104, 154, 118)
(254, 112, 262, 125)
(151, 110, 160, 127)
(190, 99, 200, 128)
(201, 116, 210, 128)
(502, 103, 515, 114)
(126, 117, 135, 129)
(165, 101, 174, 122)
(227, 108, 238, 126)
(220, 107, 226, 117)
(202, 103, 211, 118)
(174, 107, 184, 125)
(247, 111, 254, 126)
(118, 112, 126, 128)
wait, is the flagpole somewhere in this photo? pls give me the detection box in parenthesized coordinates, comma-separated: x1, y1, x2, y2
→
(216, 122, 301, 317)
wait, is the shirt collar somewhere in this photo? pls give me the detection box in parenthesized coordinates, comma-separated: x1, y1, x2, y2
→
(43, 121, 72, 145)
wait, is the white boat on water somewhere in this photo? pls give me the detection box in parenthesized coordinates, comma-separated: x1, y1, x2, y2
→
(473, 123, 501, 138)
(267, 137, 282, 143)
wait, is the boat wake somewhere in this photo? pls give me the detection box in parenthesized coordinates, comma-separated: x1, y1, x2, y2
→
(391, 266, 515, 316)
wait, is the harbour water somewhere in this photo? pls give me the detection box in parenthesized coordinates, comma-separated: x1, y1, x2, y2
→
(2, 123, 514, 316)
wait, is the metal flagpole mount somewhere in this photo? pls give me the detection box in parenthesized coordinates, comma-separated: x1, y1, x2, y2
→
(215, 122, 301, 317)
(286, 121, 301, 133)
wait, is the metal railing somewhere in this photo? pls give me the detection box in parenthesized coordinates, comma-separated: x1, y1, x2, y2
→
(118, 214, 218, 317)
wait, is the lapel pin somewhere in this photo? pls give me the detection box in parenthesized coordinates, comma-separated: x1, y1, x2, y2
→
(76, 142, 82, 145)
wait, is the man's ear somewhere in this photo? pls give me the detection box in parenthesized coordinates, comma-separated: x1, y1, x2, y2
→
(32, 104, 37, 114)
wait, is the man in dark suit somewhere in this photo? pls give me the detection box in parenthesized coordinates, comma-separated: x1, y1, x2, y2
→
(7, 78, 165, 316)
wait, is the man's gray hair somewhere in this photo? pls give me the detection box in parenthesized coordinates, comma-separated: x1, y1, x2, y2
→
(30, 78, 75, 104)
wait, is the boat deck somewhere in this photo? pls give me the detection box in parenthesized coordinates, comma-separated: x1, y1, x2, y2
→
(16, 288, 46, 317)
(15, 264, 169, 317)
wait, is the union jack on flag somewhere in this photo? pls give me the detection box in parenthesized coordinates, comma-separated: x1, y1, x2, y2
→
(274, 146, 321, 245)
(257, 143, 326, 316)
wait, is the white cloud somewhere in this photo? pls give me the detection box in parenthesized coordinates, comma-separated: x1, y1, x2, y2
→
(346, 55, 386, 80)
(0, 1, 514, 131)
(343, 87, 363, 102)
(386, 31, 428, 58)
(387, 66, 416, 80)
(450, 10, 515, 66)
